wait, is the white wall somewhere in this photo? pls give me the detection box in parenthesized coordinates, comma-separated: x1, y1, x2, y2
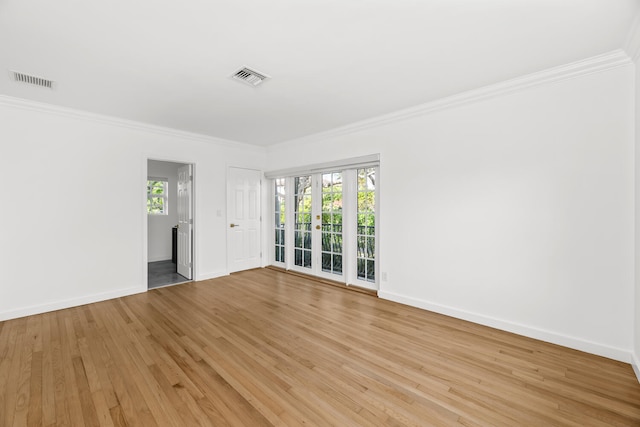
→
(147, 160, 181, 262)
(634, 48, 640, 378)
(0, 58, 636, 369)
(267, 63, 636, 362)
(0, 98, 265, 320)
(625, 12, 640, 381)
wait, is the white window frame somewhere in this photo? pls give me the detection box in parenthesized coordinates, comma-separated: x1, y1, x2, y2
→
(273, 177, 287, 268)
(147, 177, 168, 215)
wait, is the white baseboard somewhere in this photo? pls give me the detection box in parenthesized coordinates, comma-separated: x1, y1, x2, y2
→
(378, 290, 632, 363)
(196, 270, 228, 281)
(0, 285, 146, 321)
(633, 353, 640, 384)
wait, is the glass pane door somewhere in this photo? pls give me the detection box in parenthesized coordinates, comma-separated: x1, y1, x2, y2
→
(321, 172, 343, 277)
(356, 168, 376, 283)
(294, 176, 312, 269)
(273, 178, 286, 265)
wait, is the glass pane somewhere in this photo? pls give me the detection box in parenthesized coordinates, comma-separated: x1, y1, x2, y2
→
(357, 169, 367, 191)
(297, 213, 311, 228)
(333, 255, 342, 274)
(366, 260, 375, 281)
(357, 259, 366, 279)
(332, 234, 342, 254)
(357, 236, 366, 257)
(322, 234, 331, 252)
(295, 249, 303, 266)
(303, 250, 312, 268)
(322, 253, 331, 272)
(322, 173, 332, 192)
(303, 232, 312, 249)
(322, 194, 333, 211)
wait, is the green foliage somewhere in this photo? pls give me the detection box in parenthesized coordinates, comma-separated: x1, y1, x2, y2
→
(147, 180, 167, 214)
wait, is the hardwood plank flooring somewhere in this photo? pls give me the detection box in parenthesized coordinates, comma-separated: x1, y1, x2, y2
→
(1, 268, 639, 426)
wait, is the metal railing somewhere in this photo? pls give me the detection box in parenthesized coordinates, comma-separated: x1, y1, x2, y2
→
(287, 223, 375, 258)
(282, 222, 376, 281)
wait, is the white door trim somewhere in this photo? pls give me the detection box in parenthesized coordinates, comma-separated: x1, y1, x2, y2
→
(143, 156, 196, 289)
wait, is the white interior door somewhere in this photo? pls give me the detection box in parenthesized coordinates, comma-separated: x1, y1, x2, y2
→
(177, 164, 192, 279)
(227, 167, 261, 273)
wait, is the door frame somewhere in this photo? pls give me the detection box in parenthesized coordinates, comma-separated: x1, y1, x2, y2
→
(143, 157, 196, 290)
(287, 172, 349, 282)
(269, 166, 379, 290)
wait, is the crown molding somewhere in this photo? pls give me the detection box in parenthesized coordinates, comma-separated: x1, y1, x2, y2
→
(0, 94, 263, 152)
(269, 50, 632, 150)
(624, 10, 640, 62)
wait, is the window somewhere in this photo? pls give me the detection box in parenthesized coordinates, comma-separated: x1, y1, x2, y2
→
(147, 179, 168, 215)
(321, 172, 343, 275)
(274, 178, 286, 264)
(294, 176, 313, 268)
(356, 168, 376, 282)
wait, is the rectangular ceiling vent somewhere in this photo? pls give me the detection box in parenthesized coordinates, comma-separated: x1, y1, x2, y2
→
(231, 67, 269, 87)
(10, 70, 56, 89)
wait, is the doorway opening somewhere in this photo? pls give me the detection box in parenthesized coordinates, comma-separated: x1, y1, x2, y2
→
(147, 159, 194, 289)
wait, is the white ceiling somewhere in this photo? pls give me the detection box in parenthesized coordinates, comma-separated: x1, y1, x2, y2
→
(1, 0, 638, 146)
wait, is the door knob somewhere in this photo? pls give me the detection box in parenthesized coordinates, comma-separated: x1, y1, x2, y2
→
(230, 224, 240, 228)
(315, 225, 321, 230)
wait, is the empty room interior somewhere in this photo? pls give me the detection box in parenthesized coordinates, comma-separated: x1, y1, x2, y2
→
(2, 1, 640, 425)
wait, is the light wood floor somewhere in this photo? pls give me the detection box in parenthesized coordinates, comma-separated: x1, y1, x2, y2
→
(1, 268, 639, 426)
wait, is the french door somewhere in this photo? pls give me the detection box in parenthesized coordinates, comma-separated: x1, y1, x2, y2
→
(273, 167, 377, 289)
(290, 173, 344, 280)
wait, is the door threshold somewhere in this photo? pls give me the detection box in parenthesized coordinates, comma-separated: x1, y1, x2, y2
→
(148, 279, 192, 290)
(265, 266, 378, 297)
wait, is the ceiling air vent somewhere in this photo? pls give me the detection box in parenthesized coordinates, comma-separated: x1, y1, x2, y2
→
(231, 67, 269, 87)
(10, 70, 56, 89)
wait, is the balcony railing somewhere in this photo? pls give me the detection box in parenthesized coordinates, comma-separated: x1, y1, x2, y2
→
(279, 222, 376, 281)
(287, 223, 375, 259)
